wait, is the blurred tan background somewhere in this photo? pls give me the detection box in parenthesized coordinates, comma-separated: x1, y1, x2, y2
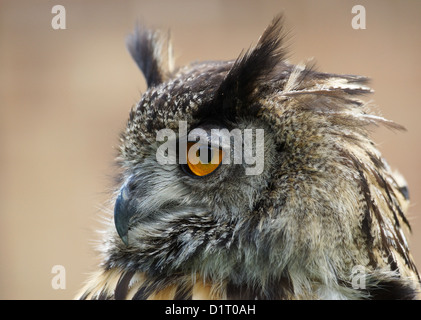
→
(1, 0, 420, 299)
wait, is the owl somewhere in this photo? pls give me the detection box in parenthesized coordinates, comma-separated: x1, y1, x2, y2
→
(77, 15, 420, 300)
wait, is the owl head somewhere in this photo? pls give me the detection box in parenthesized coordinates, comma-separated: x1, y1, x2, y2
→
(102, 15, 419, 299)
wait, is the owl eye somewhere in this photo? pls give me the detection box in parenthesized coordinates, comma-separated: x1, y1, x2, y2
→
(183, 142, 224, 177)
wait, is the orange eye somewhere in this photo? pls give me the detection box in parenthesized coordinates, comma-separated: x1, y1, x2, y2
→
(185, 142, 224, 177)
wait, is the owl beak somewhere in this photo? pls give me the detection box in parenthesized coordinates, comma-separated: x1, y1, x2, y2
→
(114, 183, 133, 246)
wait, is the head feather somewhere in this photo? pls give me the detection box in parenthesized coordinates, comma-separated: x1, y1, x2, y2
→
(126, 24, 174, 88)
(213, 14, 288, 120)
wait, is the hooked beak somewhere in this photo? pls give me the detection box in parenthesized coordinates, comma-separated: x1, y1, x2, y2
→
(114, 182, 134, 246)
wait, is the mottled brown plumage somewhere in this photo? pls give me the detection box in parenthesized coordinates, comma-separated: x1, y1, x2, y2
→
(77, 15, 420, 300)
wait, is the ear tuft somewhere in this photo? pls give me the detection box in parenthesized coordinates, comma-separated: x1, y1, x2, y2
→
(126, 25, 174, 88)
(214, 14, 289, 119)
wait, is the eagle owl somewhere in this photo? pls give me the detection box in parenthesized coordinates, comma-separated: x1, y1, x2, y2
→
(77, 15, 420, 300)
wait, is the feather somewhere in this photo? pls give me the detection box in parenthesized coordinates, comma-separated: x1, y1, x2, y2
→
(213, 14, 288, 120)
(126, 24, 174, 87)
